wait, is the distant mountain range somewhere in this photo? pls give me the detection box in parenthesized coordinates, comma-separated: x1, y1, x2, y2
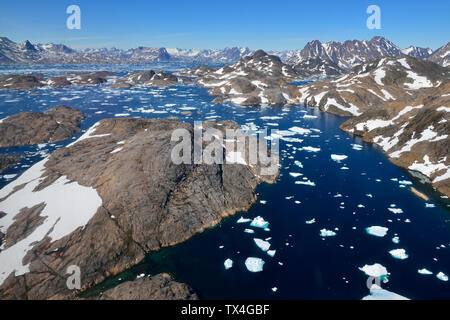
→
(0, 36, 448, 69)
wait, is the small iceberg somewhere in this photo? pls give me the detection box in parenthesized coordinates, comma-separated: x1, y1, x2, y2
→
(237, 217, 251, 224)
(267, 250, 276, 257)
(320, 229, 337, 237)
(224, 259, 233, 270)
(436, 272, 449, 282)
(359, 263, 389, 280)
(331, 154, 348, 162)
(295, 180, 316, 187)
(244, 229, 255, 234)
(418, 268, 433, 275)
(245, 257, 265, 272)
(388, 208, 404, 214)
(302, 146, 321, 152)
(254, 238, 271, 252)
(250, 216, 269, 229)
(294, 160, 303, 168)
(305, 218, 316, 225)
(289, 172, 303, 178)
(389, 249, 408, 260)
(366, 226, 388, 237)
(392, 236, 400, 244)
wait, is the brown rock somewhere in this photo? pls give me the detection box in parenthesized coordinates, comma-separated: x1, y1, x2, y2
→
(0, 154, 19, 173)
(93, 273, 198, 300)
(0, 106, 85, 148)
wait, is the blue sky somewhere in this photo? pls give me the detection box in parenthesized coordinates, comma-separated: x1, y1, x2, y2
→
(0, 0, 449, 50)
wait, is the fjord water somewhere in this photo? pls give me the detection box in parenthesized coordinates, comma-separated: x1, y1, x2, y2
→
(0, 63, 449, 300)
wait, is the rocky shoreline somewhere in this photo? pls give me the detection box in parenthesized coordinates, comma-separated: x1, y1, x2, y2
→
(297, 56, 449, 197)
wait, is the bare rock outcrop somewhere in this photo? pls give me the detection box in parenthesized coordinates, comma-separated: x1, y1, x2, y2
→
(0, 154, 19, 173)
(0, 72, 117, 90)
(92, 273, 198, 300)
(0, 106, 85, 148)
(112, 70, 179, 88)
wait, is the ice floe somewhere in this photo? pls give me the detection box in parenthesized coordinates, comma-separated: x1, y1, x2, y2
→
(320, 229, 337, 237)
(418, 268, 433, 275)
(224, 259, 233, 270)
(254, 238, 271, 252)
(389, 249, 409, 260)
(359, 263, 389, 280)
(250, 216, 269, 229)
(331, 154, 348, 162)
(245, 257, 265, 272)
(267, 250, 276, 257)
(237, 217, 251, 224)
(436, 272, 448, 282)
(366, 226, 388, 237)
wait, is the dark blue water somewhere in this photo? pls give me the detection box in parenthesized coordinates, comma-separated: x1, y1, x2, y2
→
(0, 64, 449, 300)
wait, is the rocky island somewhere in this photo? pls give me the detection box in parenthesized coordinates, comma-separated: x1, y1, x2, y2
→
(0, 118, 278, 299)
(0, 106, 85, 148)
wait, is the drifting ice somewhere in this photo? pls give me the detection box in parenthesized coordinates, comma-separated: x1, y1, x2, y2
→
(250, 216, 269, 229)
(245, 257, 265, 272)
(254, 238, 271, 252)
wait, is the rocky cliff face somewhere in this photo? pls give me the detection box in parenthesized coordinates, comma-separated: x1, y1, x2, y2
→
(0, 118, 277, 299)
(0, 106, 85, 148)
(298, 56, 450, 196)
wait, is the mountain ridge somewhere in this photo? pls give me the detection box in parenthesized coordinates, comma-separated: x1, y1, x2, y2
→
(0, 36, 447, 67)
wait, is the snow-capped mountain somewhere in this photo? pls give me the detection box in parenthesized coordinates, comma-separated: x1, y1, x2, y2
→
(282, 37, 438, 70)
(0, 36, 447, 68)
(401, 46, 433, 59)
(0, 37, 252, 65)
(285, 37, 404, 69)
(0, 37, 40, 64)
(428, 42, 450, 68)
(166, 47, 252, 63)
